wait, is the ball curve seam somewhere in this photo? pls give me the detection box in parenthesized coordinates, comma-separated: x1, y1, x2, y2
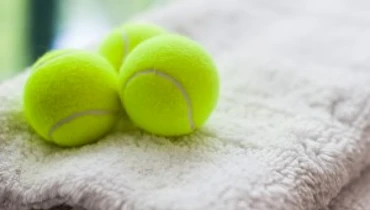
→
(33, 51, 76, 70)
(121, 29, 130, 64)
(48, 109, 117, 140)
(123, 69, 195, 131)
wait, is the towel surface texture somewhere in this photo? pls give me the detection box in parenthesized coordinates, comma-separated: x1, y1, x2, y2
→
(2, 0, 370, 209)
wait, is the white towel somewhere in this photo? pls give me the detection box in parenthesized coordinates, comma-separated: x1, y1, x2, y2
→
(2, 0, 370, 209)
(329, 166, 370, 210)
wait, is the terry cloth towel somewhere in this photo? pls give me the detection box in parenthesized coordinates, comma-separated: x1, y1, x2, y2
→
(2, 0, 370, 209)
(329, 167, 370, 210)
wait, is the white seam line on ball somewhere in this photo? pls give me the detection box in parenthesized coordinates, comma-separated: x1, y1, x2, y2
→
(124, 69, 195, 130)
(121, 30, 129, 65)
(48, 110, 116, 140)
(33, 51, 74, 70)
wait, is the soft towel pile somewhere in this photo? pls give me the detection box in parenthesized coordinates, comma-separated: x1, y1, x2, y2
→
(2, 0, 370, 209)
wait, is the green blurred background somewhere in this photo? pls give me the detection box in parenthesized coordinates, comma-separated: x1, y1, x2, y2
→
(0, 0, 168, 81)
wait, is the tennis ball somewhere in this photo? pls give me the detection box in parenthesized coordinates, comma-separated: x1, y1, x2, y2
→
(31, 50, 75, 71)
(99, 22, 166, 71)
(118, 34, 220, 136)
(24, 49, 121, 147)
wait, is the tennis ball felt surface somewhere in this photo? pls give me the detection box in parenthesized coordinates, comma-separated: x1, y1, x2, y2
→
(118, 34, 220, 136)
(24, 49, 121, 147)
(99, 22, 166, 71)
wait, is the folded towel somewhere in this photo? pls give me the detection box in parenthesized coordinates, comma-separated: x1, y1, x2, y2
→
(329, 166, 370, 210)
(2, 0, 370, 209)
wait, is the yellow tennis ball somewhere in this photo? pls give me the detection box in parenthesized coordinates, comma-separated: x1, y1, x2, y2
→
(99, 22, 166, 71)
(24, 49, 121, 147)
(118, 34, 220, 136)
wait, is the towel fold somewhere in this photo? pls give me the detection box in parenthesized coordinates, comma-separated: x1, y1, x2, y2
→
(2, 0, 370, 209)
(329, 166, 370, 210)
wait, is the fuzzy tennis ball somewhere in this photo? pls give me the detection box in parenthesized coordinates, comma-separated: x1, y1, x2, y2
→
(118, 34, 220, 136)
(99, 22, 166, 71)
(24, 49, 121, 147)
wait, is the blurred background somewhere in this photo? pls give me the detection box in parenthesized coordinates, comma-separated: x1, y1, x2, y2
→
(0, 0, 169, 82)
